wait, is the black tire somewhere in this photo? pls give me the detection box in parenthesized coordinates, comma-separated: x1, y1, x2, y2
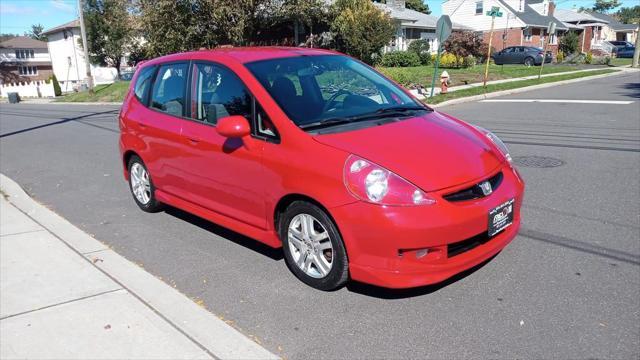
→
(524, 57, 535, 67)
(127, 155, 163, 213)
(279, 201, 349, 291)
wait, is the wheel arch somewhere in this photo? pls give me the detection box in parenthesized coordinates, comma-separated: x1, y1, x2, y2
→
(273, 193, 342, 243)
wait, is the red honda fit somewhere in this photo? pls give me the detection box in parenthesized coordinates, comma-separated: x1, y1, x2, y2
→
(119, 47, 524, 290)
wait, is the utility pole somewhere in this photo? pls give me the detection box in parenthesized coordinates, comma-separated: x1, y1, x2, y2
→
(539, 22, 556, 79)
(633, 21, 640, 68)
(78, 0, 94, 92)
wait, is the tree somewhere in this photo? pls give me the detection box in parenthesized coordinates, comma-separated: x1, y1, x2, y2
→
(330, 0, 396, 64)
(559, 31, 580, 54)
(84, 0, 133, 75)
(0, 33, 18, 42)
(269, 0, 329, 45)
(616, 6, 640, 24)
(405, 0, 430, 14)
(25, 24, 47, 41)
(592, 0, 621, 13)
(443, 31, 486, 58)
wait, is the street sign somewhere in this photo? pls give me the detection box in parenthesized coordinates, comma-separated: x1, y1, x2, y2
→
(430, 15, 453, 98)
(436, 15, 453, 44)
(547, 21, 557, 35)
(486, 6, 503, 17)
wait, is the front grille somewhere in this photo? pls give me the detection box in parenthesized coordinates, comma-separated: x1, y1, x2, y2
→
(443, 171, 503, 202)
(447, 232, 491, 258)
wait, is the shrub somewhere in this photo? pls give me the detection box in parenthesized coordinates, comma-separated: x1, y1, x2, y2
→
(439, 53, 459, 68)
(592, 55, 611, 65)
(50, 74, 61, 96)
(380, 51, 421, 67)
(560, 31, 580, 55)
(585, 52, 593, 64)
(557, 50, 565, 63)
(462, 55, 476, 68)
(443, 31, 486, 58)
(407, 39, 431, 65)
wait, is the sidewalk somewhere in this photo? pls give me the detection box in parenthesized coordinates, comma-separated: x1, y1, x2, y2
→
(0, 174, 278, 360)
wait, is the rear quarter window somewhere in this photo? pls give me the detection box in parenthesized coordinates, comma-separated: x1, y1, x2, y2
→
(133, 66, 156, 104)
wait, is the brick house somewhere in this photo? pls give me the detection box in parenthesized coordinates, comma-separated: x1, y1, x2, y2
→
(0, 36, 54, 84)
(553, 9, 612, 54)
(443, 0, 568, 57)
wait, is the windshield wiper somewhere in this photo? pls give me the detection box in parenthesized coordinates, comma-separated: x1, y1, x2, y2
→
(299, 105, 427, 131)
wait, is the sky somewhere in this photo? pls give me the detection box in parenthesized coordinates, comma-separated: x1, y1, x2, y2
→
(1, 0, 639, 35)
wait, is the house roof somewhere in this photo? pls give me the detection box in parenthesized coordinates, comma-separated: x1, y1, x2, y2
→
(0, 36, 48, 49)
(554, 8, 606, 24)
(498, 0, 568, 31)
(42, 19, 80, 35)
(584, 11, 639, 31)
(374, 2, 469, 30)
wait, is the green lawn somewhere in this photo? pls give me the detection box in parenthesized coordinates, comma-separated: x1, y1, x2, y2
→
(426, 69, 619, 105)
(56, 81, 131, 103)
(609, 57, 633, 67)
(378, 64, 583, 88)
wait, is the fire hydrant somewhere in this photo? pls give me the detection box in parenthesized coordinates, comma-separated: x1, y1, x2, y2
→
(440, 71, 450, 94)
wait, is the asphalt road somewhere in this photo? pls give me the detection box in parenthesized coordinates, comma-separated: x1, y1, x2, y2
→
(1, 71, 639, 359)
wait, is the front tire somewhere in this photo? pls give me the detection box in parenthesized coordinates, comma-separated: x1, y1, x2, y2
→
(524, 57, 535, 67)
(128, 155, 163, 212)
(279, 201, 349, 291)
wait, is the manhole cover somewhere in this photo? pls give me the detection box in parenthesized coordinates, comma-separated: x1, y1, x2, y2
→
(513, 156, 564, 168)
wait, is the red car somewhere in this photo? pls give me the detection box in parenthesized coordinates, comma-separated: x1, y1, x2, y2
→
(119, 47, 524, 290)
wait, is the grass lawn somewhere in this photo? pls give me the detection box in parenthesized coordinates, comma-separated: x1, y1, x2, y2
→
(56, 81, 130, 102)
(378, 64, 585, 88)
(426, 69, 619, 105)
(609, 57, 633, 67)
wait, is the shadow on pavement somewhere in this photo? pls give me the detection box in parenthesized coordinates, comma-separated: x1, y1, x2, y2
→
(0, 109, 119, 138)
(619, 81, 640, 98)
(164, 206, 284, 261)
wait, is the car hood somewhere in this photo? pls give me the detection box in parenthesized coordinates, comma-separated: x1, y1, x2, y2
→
(312, 111, 503, 192)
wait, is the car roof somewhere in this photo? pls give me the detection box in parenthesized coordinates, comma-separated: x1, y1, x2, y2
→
(142, 46, 340, 67)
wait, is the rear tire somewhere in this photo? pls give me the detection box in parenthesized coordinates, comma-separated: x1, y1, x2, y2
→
(127, 155, 163, 213)
(279, 201, 349, 291)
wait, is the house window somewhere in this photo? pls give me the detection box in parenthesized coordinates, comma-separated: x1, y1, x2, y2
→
(523, 28, 532, 42)
(19, 66, 38, 76)
(549, 33, 557, 45)
(14, 49, 34, 59)
(475, 1, 483, 15)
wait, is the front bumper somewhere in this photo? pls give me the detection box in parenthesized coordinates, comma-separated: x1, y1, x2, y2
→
(330, 164, 525, 289)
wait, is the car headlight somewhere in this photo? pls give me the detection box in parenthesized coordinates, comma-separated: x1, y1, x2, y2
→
(344, 155, 436, 206)
(474, 125, 512, 162)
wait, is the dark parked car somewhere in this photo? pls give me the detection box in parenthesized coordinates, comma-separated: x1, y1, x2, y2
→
(616, 46, 635, 58)
(119, 71, 134, 81)
(607, 41, 633, 50)
(492, 46, 552, 66)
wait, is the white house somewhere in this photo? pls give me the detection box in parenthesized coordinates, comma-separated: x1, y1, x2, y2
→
(43, 19, 117, 92)
(375, 0, 468, 53)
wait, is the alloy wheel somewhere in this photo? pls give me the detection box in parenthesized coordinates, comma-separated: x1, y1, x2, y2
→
(287, 213, 334, 278)
(130, 162, 151, 205)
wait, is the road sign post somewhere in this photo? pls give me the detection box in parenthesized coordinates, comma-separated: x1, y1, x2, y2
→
(429, 15, 453, 98)
(483, 7, 502, 87)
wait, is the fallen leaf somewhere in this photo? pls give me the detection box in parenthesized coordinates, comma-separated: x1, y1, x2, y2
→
(104, 324, 111, 330)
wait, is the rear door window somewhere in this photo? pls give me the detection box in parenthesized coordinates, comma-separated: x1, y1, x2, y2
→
(150, 63, 189, 117)
(133, 66, 155, 104)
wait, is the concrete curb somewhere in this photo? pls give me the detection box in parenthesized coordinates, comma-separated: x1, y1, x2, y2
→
(432, 69, 635, 108)
(0, 174, 279, 360)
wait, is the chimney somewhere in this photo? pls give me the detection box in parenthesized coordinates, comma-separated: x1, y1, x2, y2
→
(387, 0, 406, 10)
(549, 1, 556, 16)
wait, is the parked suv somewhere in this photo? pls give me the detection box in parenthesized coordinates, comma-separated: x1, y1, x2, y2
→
(119, 47, 524, 290)
(492, 46, 552, 66)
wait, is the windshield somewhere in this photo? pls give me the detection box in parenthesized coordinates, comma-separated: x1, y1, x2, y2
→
(245, 55, 426, 129)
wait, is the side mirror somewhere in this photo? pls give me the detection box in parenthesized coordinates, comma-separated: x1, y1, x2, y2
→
(216, 115, 250, 138)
